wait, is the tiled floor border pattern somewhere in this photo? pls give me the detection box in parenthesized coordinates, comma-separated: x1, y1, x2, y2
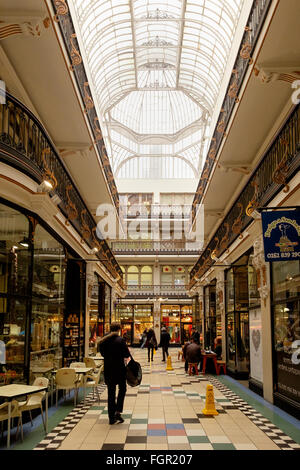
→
(208, 376, 299, 451)
(33, 369, 300, 451)
(34, 384, 107, 450)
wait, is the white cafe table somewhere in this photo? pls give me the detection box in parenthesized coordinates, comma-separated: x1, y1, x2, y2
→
(0, 383, 48, 448)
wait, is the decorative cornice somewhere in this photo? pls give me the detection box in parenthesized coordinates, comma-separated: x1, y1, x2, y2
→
(0, 17, 50, 40)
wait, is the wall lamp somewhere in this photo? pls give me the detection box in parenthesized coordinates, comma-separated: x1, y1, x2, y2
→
(18, 237, 30, 248)
(37, 180, 54, 193)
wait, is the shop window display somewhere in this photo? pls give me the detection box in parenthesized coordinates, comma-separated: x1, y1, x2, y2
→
(30, 225, 65, 379)
(272, 261, 300, 408)
(161, 304, 192, 344)
(133, 304, 153, 344)
(225, 252, 251, 377)
(204, 283, 216, 350)
(117, 304, 134, 344)
(0, 203, 30, 384)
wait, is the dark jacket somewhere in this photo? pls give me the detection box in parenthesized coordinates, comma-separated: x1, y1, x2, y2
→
(146, 329, 157, 348)
(191, 330, 200, 345)
(160, 330, 170, 348)
(185, 342, 201, 363)
(98, 332, 130, 385)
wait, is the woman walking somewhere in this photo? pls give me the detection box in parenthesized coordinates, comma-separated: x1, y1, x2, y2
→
(146, 328, 157, 362)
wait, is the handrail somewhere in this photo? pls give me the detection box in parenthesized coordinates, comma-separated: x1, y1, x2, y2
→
(0, 92, 123, 284)
(109, 240, 200, 254)
(191, 0, 272, 224)
(190, 103, 300, 286)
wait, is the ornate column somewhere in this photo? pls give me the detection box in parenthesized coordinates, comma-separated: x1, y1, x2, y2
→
(216, 269, 226, 362)
(153, 299, 161, 342)
(252, 235, 274, 403)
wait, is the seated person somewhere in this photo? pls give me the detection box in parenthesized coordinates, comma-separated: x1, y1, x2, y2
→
(185, 338, 201, 374)
(214, 336, 222, 359)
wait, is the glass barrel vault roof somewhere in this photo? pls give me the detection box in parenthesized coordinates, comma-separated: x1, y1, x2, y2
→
(70, 0, 245, 179)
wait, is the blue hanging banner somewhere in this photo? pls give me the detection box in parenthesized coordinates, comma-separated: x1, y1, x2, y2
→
(261, 209, 300, 262)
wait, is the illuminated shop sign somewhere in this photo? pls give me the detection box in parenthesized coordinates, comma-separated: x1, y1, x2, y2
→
(261, 210, 300, 262)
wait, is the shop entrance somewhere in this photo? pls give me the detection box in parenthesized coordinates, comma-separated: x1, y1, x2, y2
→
(161, 304, 193, 344)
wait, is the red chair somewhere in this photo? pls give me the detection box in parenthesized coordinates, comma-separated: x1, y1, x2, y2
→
(217, 361, 226, 375)
(188, 363, 199, 376)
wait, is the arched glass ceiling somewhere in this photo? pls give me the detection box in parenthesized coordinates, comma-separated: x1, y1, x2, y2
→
(70, 0, 245, 179)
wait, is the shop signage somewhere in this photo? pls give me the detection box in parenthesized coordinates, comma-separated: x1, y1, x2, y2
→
(261, 210, 300, 262)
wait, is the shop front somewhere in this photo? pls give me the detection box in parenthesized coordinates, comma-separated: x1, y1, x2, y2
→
(161, 304, 193, 344)
(225, 251, 253, 379)
(0, 199, 86, 384)
(272, 260, 300, 418)
(204, 281, 217, 350)
(116, 303, 154, 345)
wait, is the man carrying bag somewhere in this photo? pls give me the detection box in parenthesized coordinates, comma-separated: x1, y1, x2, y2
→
(98, 322, 130, 425)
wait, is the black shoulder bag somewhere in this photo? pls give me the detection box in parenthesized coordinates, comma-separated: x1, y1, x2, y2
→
(126, 353, 142, 387)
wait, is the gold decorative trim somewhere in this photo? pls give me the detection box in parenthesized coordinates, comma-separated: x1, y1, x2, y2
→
(41, 147, 58, 190)
(272, 138, 290, 193)
(246, 180, 259, 216)
(208, 138, 217, 161)
(93, 117, 103, 143)
(54, 0, 69, 22)
(240, 27, 253, 65)
(228, 69, 240, 103)
(65, 184, 78, 226)
(70, 33, 82, 70)
(83, 82, 94, 113)
(80, 209, 91, 243)
(232, 203, 244, 235)
(217, 109, 227, 136)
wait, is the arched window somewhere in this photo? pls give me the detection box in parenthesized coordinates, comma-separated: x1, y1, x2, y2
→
(175, 266, 186, 286)
(127, 265, 139, 286)
(161, 266, 173, 285)
(141, 266, 152, 286)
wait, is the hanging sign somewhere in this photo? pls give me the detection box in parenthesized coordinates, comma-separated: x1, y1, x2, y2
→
(261, 209, 300, 262)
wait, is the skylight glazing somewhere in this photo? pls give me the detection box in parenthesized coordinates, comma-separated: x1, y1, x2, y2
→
(70, 0, 245, 179)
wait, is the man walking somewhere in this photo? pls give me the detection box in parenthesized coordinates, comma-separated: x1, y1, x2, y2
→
(191, 327, 200, 345)
(160, 327, 171, 362)
(98, 322, 130, 425)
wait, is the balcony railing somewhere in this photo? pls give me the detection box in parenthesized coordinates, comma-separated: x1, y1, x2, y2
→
(125, 284, 189, 299)
(110, 240, 201, 255)
(51, 0, 120, 212)
(190, 103, 300, 285)
(191, 0, 272, 224)
(119, 204, 192, 219)
(0, 92, 123, 284)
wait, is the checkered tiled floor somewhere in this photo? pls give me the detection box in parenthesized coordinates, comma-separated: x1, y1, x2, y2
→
(34, 350, 300, 450)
